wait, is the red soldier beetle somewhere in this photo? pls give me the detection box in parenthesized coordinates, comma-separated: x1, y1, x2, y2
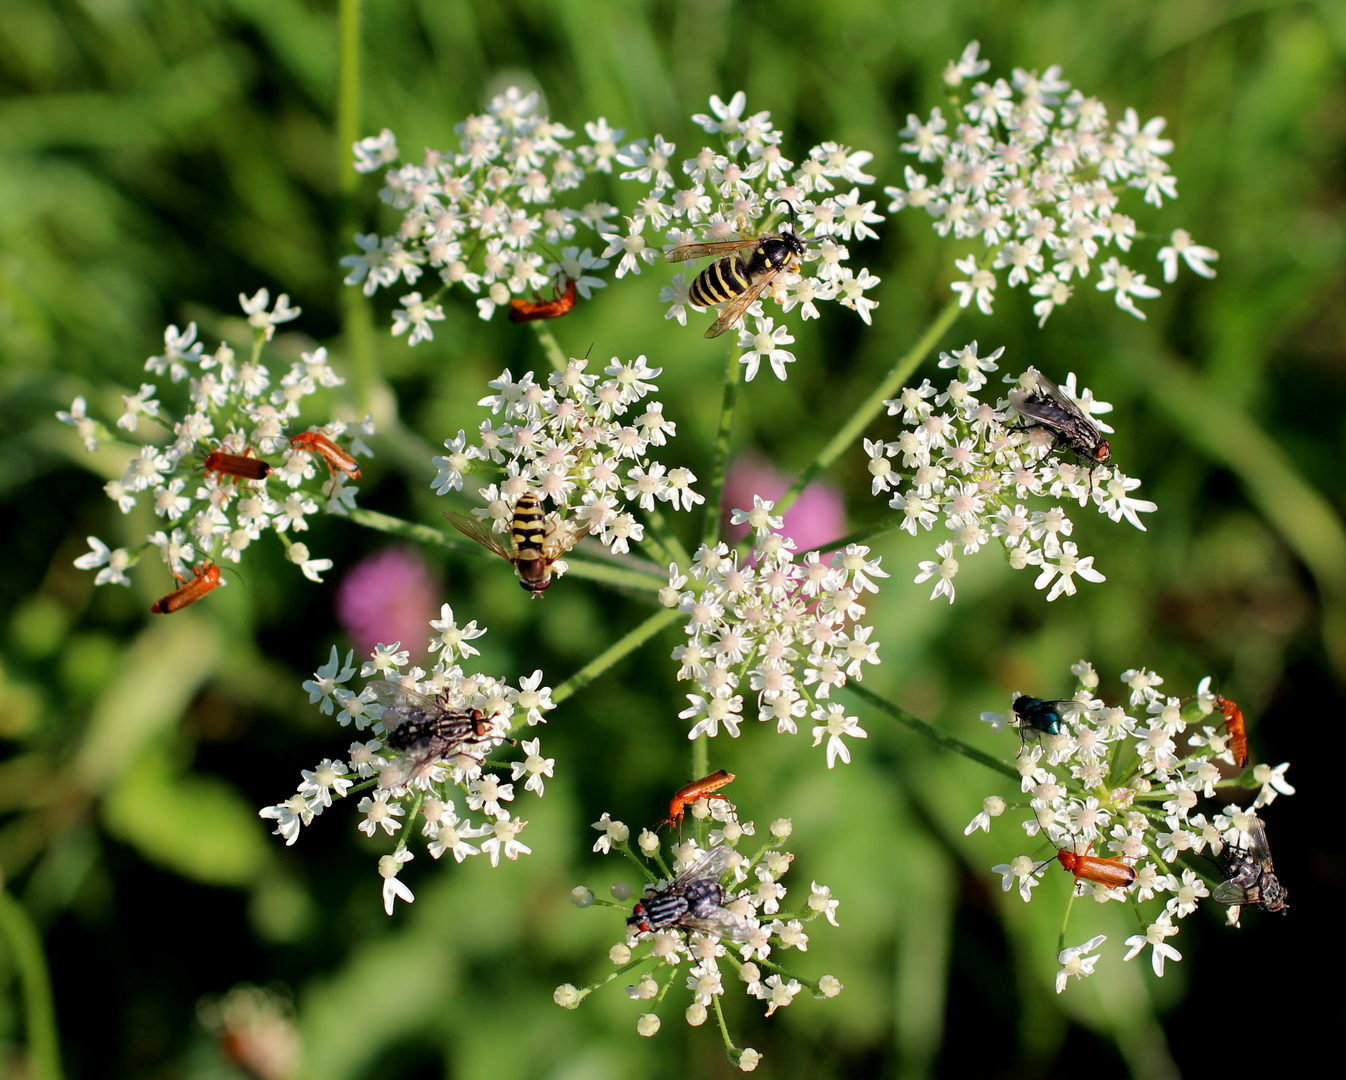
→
(508, 276, 576, 322)
(659, 769, 736, 835)
(289, 430, 361, 479)
(150, 563, 222, 614)
(1047, 840, 1136, 892)
(1213, 694, 1249, 769)
(204, 449, 272, 483)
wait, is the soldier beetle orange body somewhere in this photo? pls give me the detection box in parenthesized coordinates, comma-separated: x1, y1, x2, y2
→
(290, 431, 361, 479)
(1055, 842, 1136, 891)
(150, 563, 222, 614)
(508, 277, 576, 322)
(204, 450, 272, 483)
(660, 770, 735, 834)
(1214, 694, 1248, 769)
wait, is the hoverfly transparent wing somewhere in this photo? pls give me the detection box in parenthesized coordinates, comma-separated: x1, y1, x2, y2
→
(705, 268, 781, 339)
(445, 511, 514, 561)
(541, 512, 594, 560)
(664, 237, 758, 263)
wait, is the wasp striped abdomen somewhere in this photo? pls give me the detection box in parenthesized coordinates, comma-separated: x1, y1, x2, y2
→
(688, 252, 756, 308)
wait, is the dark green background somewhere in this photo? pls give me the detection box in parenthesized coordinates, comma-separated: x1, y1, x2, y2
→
(1, 0, 1342, 1077)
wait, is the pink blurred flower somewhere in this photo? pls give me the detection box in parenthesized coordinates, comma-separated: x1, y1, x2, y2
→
(723, 454, 846, 550)
(335, 547, 438, 660)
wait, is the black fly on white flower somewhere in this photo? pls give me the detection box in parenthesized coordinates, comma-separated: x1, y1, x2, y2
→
(626, 844, 756, 942)
(1008, 367, 1112, 484)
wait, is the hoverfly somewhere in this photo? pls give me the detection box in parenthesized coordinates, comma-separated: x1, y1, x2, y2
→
(1008, 368, 1112, 484)
(367, 680, 500, 779)
(289, 430, 361, 479)
(445, 492, 590, 595)
(150, 562, 222, 614)
(508, 276, 577, 323)
(658, 769, 736, 836)
(203, 449, 272, 484)
(1213, 694, 1249, 769)
(1040, 840, 1136, 892)
(626, 845, 756, 942)
(1214, 813, 1288, 914)
(665, 202, 806, 339)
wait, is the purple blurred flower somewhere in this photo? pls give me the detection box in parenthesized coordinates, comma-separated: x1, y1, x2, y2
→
(335, 547, 438, 660)
(723, 454, 846, 551)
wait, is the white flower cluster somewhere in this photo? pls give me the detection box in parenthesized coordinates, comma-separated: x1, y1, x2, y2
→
(60, 290, 370, 592)
(887, 42, 1217, 324)
(343, 88, 617, 337)
(868, 343, 1156, 603)
(972, 663, 1294, 988)
(260, 610, 557, 915)
(433, 354, 701, 562)
(662, 498, 885, 766)
(561, 806, 841, 1068)
(611, 90, 883, 350)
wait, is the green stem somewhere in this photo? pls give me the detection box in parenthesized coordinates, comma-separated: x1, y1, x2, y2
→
(336, 0, 375, 413)
(701, 340, 743, 548)
(774, 295, 963, 517)
(551, 607, 682, 706)
(711, 995, 739, 1056)
(0, 889, 63, 1080)
(844, 682, 1018, 780)
(803, 517, 904, 558)
(347, 508, 666, 593)
(528, 321, 570, 374)
(642, 504, 693, 571)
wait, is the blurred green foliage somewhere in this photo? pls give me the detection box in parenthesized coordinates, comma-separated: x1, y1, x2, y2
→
(2, 0, 1343, 1077)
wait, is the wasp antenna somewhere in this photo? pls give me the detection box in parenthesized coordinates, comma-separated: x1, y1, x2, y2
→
(775, 200, 799, 230)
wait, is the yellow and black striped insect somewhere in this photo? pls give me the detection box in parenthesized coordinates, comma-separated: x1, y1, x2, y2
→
(446, 493, 590, 595)
(665, 202, 806, 338)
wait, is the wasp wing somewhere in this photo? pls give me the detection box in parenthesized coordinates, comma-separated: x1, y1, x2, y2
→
(665, 238, 758, 263)
(445, 511, 514, 561)
(705, 268, 781, 339)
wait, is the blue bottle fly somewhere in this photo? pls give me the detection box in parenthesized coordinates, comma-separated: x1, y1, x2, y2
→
(1011, 695, 1069, 753)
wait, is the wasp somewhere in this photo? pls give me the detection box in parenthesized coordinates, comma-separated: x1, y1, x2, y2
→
(445, 493, 590, 595)
(289, 430, 361, 479)
(150, 562, 222, 614)
(1213, 813, 1288, 914)
(626, 845, 756, 942)
(1213, 694, 1249, 769)
(1008, 368, 1111, 484)
(658, 769, 736, 836)
(204, 449, 272, 483)
(665, 202, 806, 339)
(367, 680, 500, 778)
(508, 276, 577, 323)
(1040, 840, 1136, 892)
